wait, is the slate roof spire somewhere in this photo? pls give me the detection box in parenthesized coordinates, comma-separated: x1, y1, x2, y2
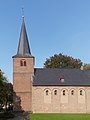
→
(17, 16, 31, 57)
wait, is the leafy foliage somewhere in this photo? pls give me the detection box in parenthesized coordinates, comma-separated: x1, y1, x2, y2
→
(0, 70, 13, 109)
(83, 64, 90, 70)
(44, 53, 82, 69)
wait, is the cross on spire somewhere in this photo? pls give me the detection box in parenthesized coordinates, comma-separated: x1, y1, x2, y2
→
(22, 7, 24, 17)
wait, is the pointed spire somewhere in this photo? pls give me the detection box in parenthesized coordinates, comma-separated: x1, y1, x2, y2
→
(17, 16, 31, 57)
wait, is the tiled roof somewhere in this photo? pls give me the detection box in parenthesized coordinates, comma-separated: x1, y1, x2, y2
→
(33, 68, 90, 86)
(13, 16, 32, 58)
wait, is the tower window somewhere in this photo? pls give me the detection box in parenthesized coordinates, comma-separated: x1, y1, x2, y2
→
(20, 60, 23, 66)
(20, 59, 26, 66)
(24, 61, 26, 66)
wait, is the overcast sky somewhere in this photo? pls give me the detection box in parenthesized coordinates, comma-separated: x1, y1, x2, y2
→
(0, 0, 90, 82)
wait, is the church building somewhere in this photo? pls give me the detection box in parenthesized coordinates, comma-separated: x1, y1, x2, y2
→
(13, 17, 90, 113)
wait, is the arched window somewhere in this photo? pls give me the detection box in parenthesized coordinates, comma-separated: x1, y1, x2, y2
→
(20, 59, 26, 66)
(46, 90, 49, 95)
(71, 90, 74, 95)
(80, 90, 83, 95)
(63, 90, 65, 95)
(54, 90, 57, 95)
(20, 60, 23, 66)
(24, 60, 26, 66)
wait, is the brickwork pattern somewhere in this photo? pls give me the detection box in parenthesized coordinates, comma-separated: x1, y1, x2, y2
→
(32, 86, 90, 113)
(13, 57, 34, 112)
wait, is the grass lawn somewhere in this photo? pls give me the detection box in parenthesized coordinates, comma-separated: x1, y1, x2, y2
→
(30, 114, 90, 120)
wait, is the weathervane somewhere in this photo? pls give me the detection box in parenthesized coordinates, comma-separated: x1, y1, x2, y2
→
(22, 7, 24, 17)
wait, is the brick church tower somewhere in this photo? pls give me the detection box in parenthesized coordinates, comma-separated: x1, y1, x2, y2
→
(12, 16, 34, 111)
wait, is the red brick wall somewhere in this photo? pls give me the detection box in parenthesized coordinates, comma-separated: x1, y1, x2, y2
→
(13, 57, 34, 112)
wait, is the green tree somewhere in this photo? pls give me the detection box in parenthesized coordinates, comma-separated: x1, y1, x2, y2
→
(83, 64, 90, 70)
(0, 83, 13, 109)
(44, 53, 82, 68)
(0, 70, 13, 110)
